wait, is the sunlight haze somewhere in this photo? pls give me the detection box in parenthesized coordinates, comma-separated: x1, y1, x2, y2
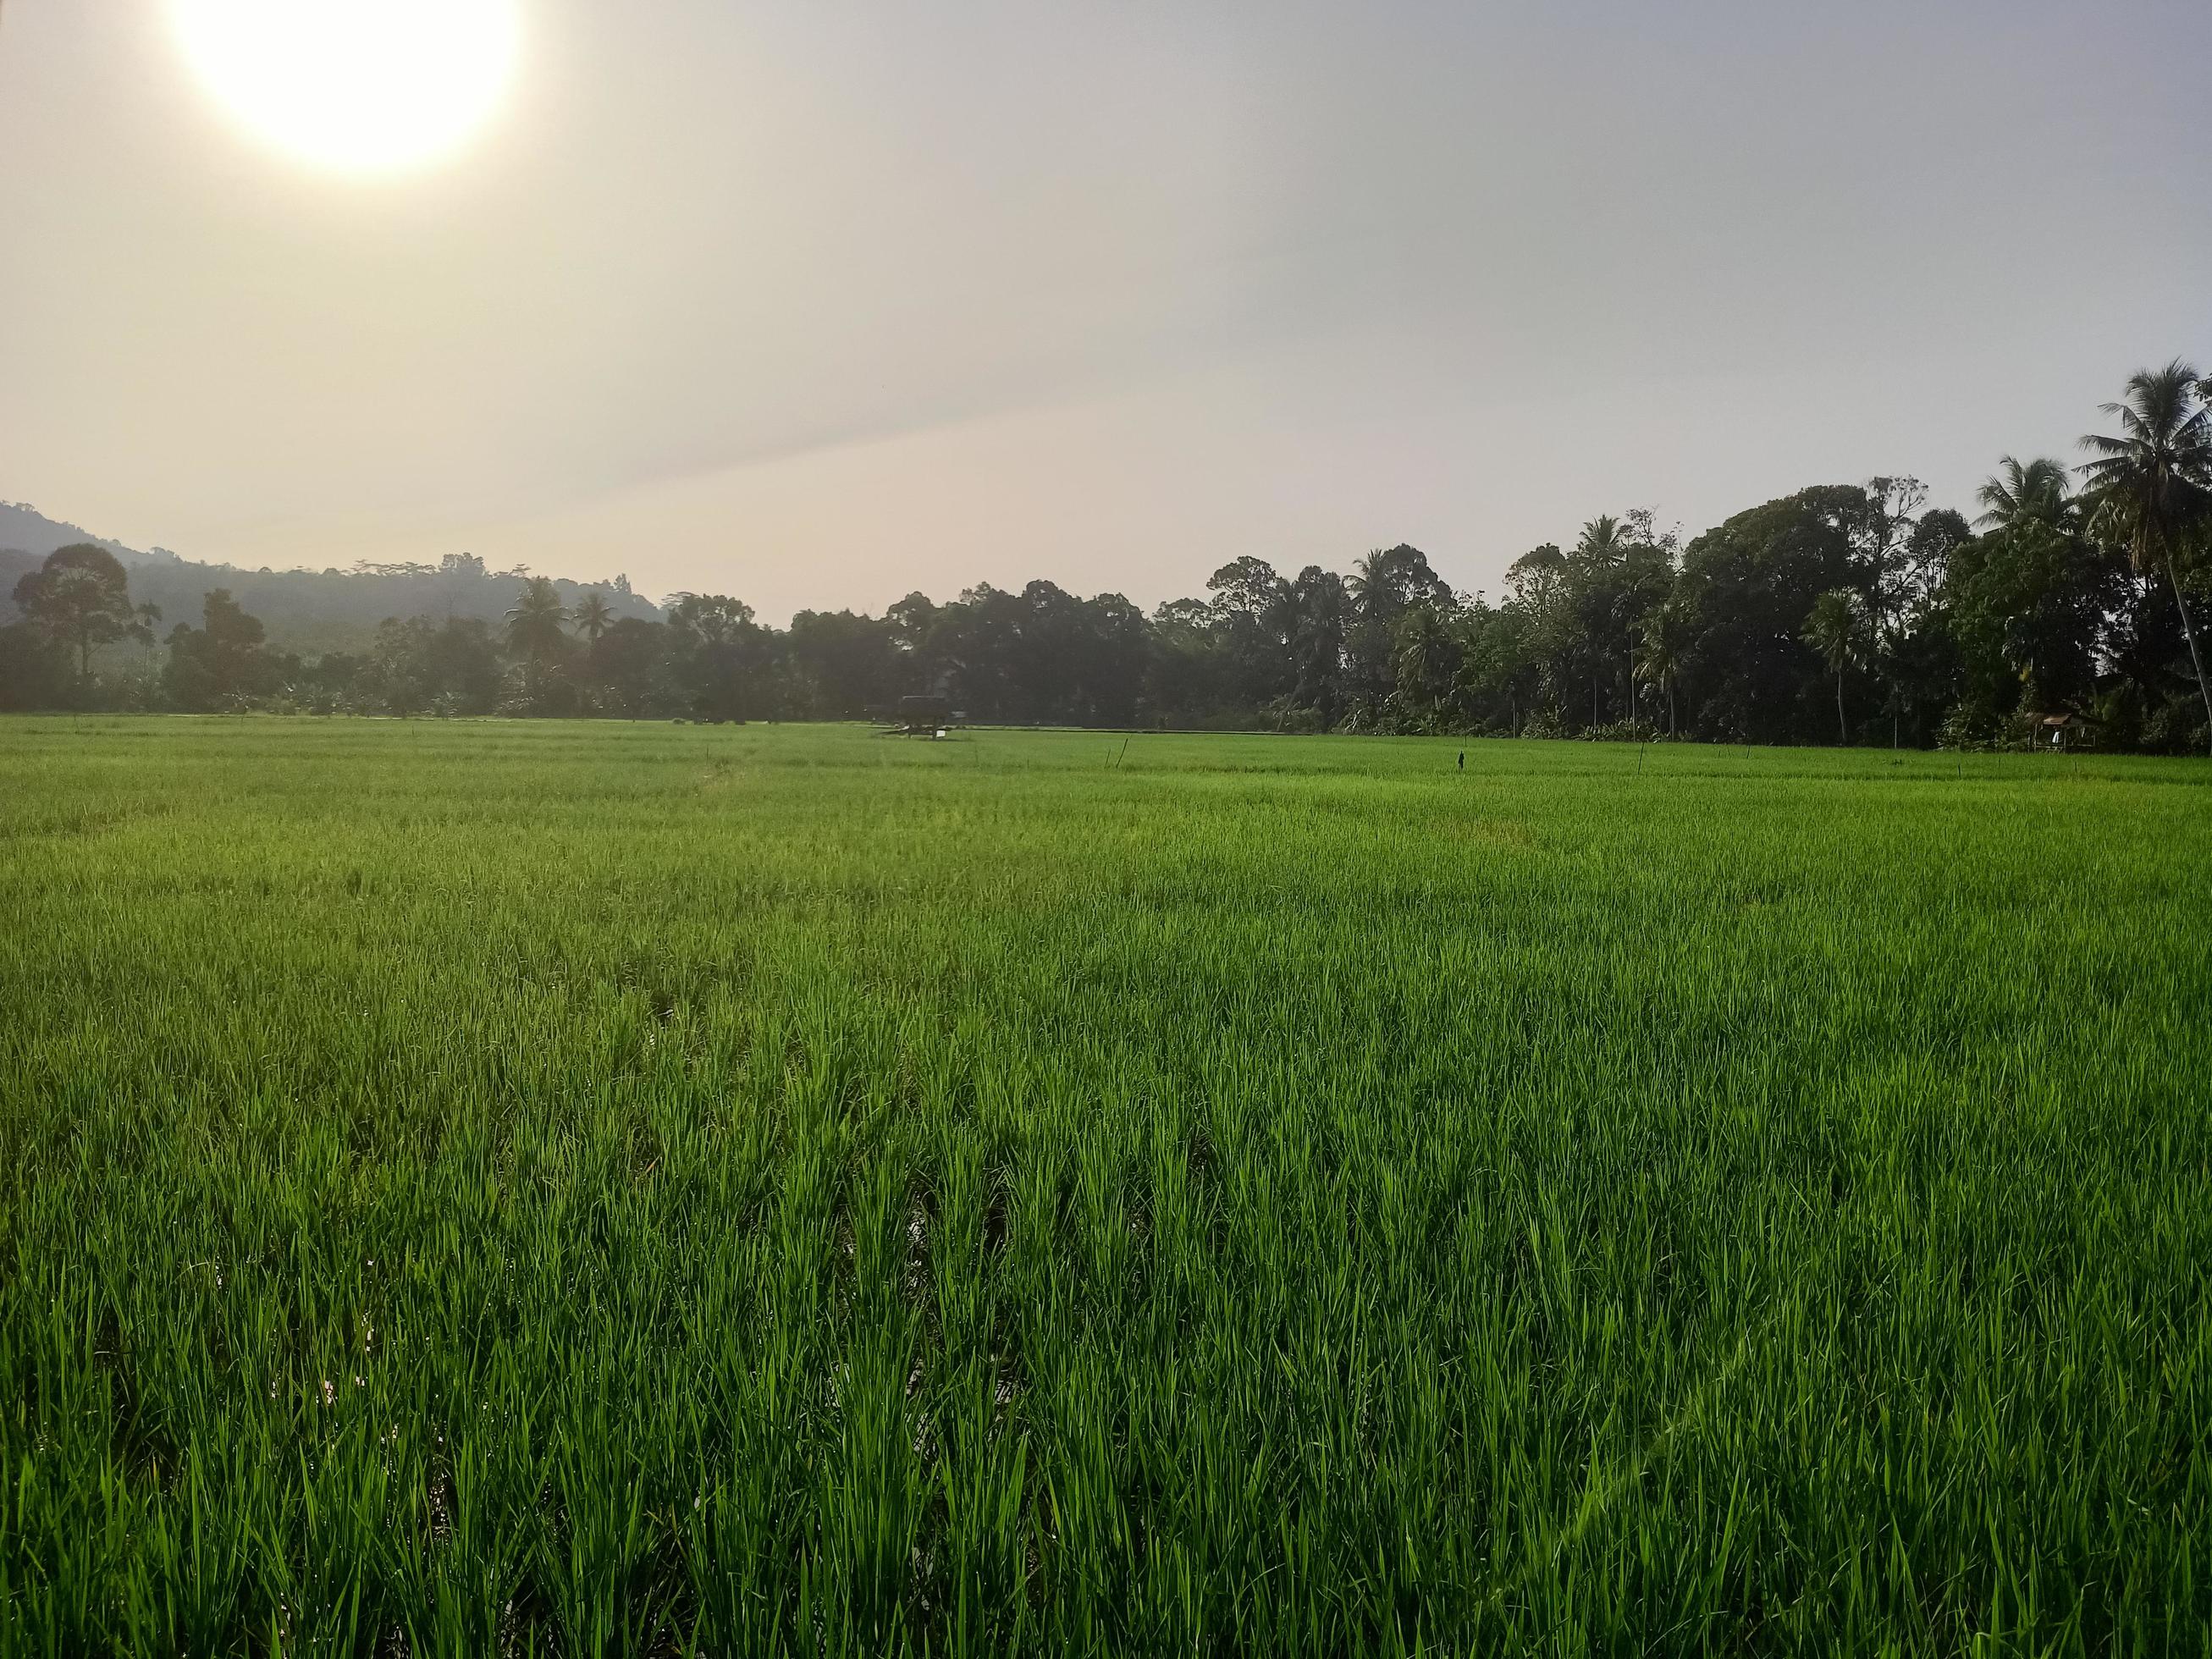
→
(3, 0, 2208, 618)
(168, 0, 520, 174)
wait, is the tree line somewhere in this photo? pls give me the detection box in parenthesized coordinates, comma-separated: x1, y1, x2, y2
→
(6, 361, 2209, 752)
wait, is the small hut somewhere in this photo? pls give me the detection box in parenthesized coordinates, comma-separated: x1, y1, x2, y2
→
(2029, 712, 2099, 752)
(891, 694, 954, 736)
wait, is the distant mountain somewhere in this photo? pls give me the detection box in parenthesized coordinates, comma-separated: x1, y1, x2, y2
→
(2, 501, 660, 658)
(0, 500, 148, 563)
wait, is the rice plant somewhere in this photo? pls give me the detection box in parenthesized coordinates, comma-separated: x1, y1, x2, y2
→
(1, 717, 2206, 1655)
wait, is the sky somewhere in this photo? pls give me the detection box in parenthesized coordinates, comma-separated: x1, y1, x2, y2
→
(3, 0, 2209, 622)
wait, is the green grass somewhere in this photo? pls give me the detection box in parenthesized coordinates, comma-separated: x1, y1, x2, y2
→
(2, 717, 2207, 1656)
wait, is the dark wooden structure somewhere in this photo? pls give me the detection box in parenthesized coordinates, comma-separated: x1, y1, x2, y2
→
(889, 694, 954, 736)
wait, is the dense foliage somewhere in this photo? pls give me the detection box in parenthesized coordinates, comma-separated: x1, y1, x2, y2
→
(6, 365, 2210, 749)
(3, 721, 2205, 1653)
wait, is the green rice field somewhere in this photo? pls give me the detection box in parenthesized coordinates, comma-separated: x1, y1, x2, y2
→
(2, 717, 2207, 1656)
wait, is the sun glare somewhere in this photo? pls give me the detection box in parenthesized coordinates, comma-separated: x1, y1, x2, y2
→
(170, 0, 520, 175)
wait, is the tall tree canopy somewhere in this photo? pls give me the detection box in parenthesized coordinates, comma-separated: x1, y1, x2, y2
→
(11, 543, 143, 679)
(164, 588, 284, 710)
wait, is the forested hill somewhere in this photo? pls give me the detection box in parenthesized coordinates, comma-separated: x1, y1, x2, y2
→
(0, 502, 139, 567)
(0, 501, 659, 657)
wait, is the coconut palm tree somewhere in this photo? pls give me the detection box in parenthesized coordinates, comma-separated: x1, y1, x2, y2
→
(1392, 604, 1459, 722)
(505, 576, 571, 662)
(1633, 598, 1691, 736)
(1562, 517, 1633, 726)
(1345, 544, 1446, 620)
(1574, 515, 1629, 563)
(571, 591, 615, 642)
(2078, 361, 2212, 750)
(1976, 455, 2076, 532)
(1803, 589, 1861, 745)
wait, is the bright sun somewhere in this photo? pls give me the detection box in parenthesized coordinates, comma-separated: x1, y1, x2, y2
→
(171, 0, 520, 175)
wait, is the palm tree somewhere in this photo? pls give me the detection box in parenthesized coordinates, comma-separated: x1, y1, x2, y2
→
(2078, 361, 2212, 751)
(1574, 515, 1630, 563)
(1392, 604, 1458, 720)
(1565, 517, 1630, 726)
(505, 576, 571, 665)
(134, 601, 162, 670)
(1614, 540, 1674, 730)
(1803, 589, 1861, 745)
(1345, 544, 1446, 619)
(1633, 599, 1690, 736)
(571, 591, 615, 643)
(1976, 455, 2076, 532)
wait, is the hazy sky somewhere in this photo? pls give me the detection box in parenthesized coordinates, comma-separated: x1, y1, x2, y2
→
(4, 1, 2209, 620)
